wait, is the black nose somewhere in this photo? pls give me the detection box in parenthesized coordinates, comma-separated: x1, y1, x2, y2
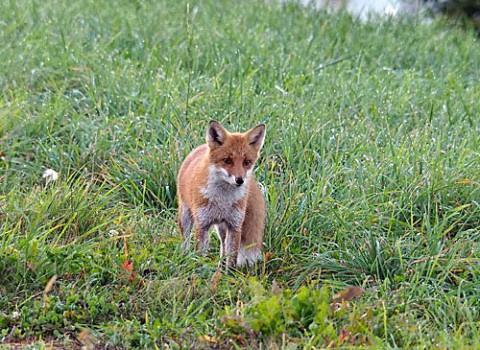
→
(235, 177, 244, 185)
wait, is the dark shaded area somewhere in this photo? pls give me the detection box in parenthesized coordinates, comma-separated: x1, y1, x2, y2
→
(427, 0, 480, 30)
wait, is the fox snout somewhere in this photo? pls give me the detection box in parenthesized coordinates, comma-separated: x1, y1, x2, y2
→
(224, 169, 248, 187)
(208, 165, 249, 187)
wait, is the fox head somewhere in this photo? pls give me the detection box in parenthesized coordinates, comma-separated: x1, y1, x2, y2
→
(206, 120, 266, 187)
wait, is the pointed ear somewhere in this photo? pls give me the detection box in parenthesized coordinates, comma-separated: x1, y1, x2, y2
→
(246, 124, 266, 152)
(207, 120, 228, 149)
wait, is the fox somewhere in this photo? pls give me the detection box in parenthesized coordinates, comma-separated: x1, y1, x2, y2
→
(177, 120, 267, 268)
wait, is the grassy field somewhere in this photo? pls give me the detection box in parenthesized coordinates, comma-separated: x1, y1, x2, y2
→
(1, 0, 479, 348)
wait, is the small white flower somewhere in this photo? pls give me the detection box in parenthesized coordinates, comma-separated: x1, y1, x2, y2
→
(12, 311, 20, 319)
(42, 168, 59, 182)
(109, 229, 119, 236)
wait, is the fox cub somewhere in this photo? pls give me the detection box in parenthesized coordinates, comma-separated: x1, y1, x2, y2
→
(177, 121, 266, 268)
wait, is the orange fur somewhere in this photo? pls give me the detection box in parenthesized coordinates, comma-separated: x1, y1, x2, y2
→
(177, 121, 266, 268)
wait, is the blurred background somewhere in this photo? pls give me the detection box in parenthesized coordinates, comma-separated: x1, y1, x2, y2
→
(299, 0, 480, 29)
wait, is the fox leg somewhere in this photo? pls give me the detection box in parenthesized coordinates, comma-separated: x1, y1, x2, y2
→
(237, 241, 263, 267)
(194, 229, 210, 253)
(237, 210, 263, 266)
(238, 223, 264, 267)
(238, 184, 265, 267)
(193, 207, 213, 254)
(225, 228, 242, 268)
(194, 218, 210, 253)
(179, 203, 194, 251)
(215, 223, 228, 257)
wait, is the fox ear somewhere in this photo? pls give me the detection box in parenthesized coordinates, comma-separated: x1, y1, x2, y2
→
(246, 124, 266, 152)
(207, 121, 228, 148)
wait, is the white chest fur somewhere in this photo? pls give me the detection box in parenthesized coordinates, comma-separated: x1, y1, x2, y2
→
(200, 165, 248, 203)
(197, 165, 247, 229)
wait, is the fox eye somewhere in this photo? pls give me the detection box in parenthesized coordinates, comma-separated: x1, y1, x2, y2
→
(223, 158, 233, 165)
(243, 159, 251, 166)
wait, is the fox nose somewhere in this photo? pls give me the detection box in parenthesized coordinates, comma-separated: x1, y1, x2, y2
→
(235, 177, 244, 186)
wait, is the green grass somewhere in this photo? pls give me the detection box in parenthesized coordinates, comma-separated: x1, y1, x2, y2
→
(1, 0, 479, 348)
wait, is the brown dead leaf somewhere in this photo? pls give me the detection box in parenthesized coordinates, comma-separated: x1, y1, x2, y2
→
(69, 66, 91, 71)
(339, 328, 350, 344)
(264, 252, 274, 262)
(198, 334, 217, 344)
(230, 333, 247, 344)
(456, 179, 480, 186)
(331, 286, 364, 312)
(44, 275, 57, 294)
(332, 286, 364, 304)
(210, 269, 222, 294)
(120, 259, 133, 272)
(120, 259, 137, 283)
(78, 329, 96, 350)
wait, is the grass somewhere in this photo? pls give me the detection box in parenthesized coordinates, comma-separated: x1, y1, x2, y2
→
(1, 0, 479, 348)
